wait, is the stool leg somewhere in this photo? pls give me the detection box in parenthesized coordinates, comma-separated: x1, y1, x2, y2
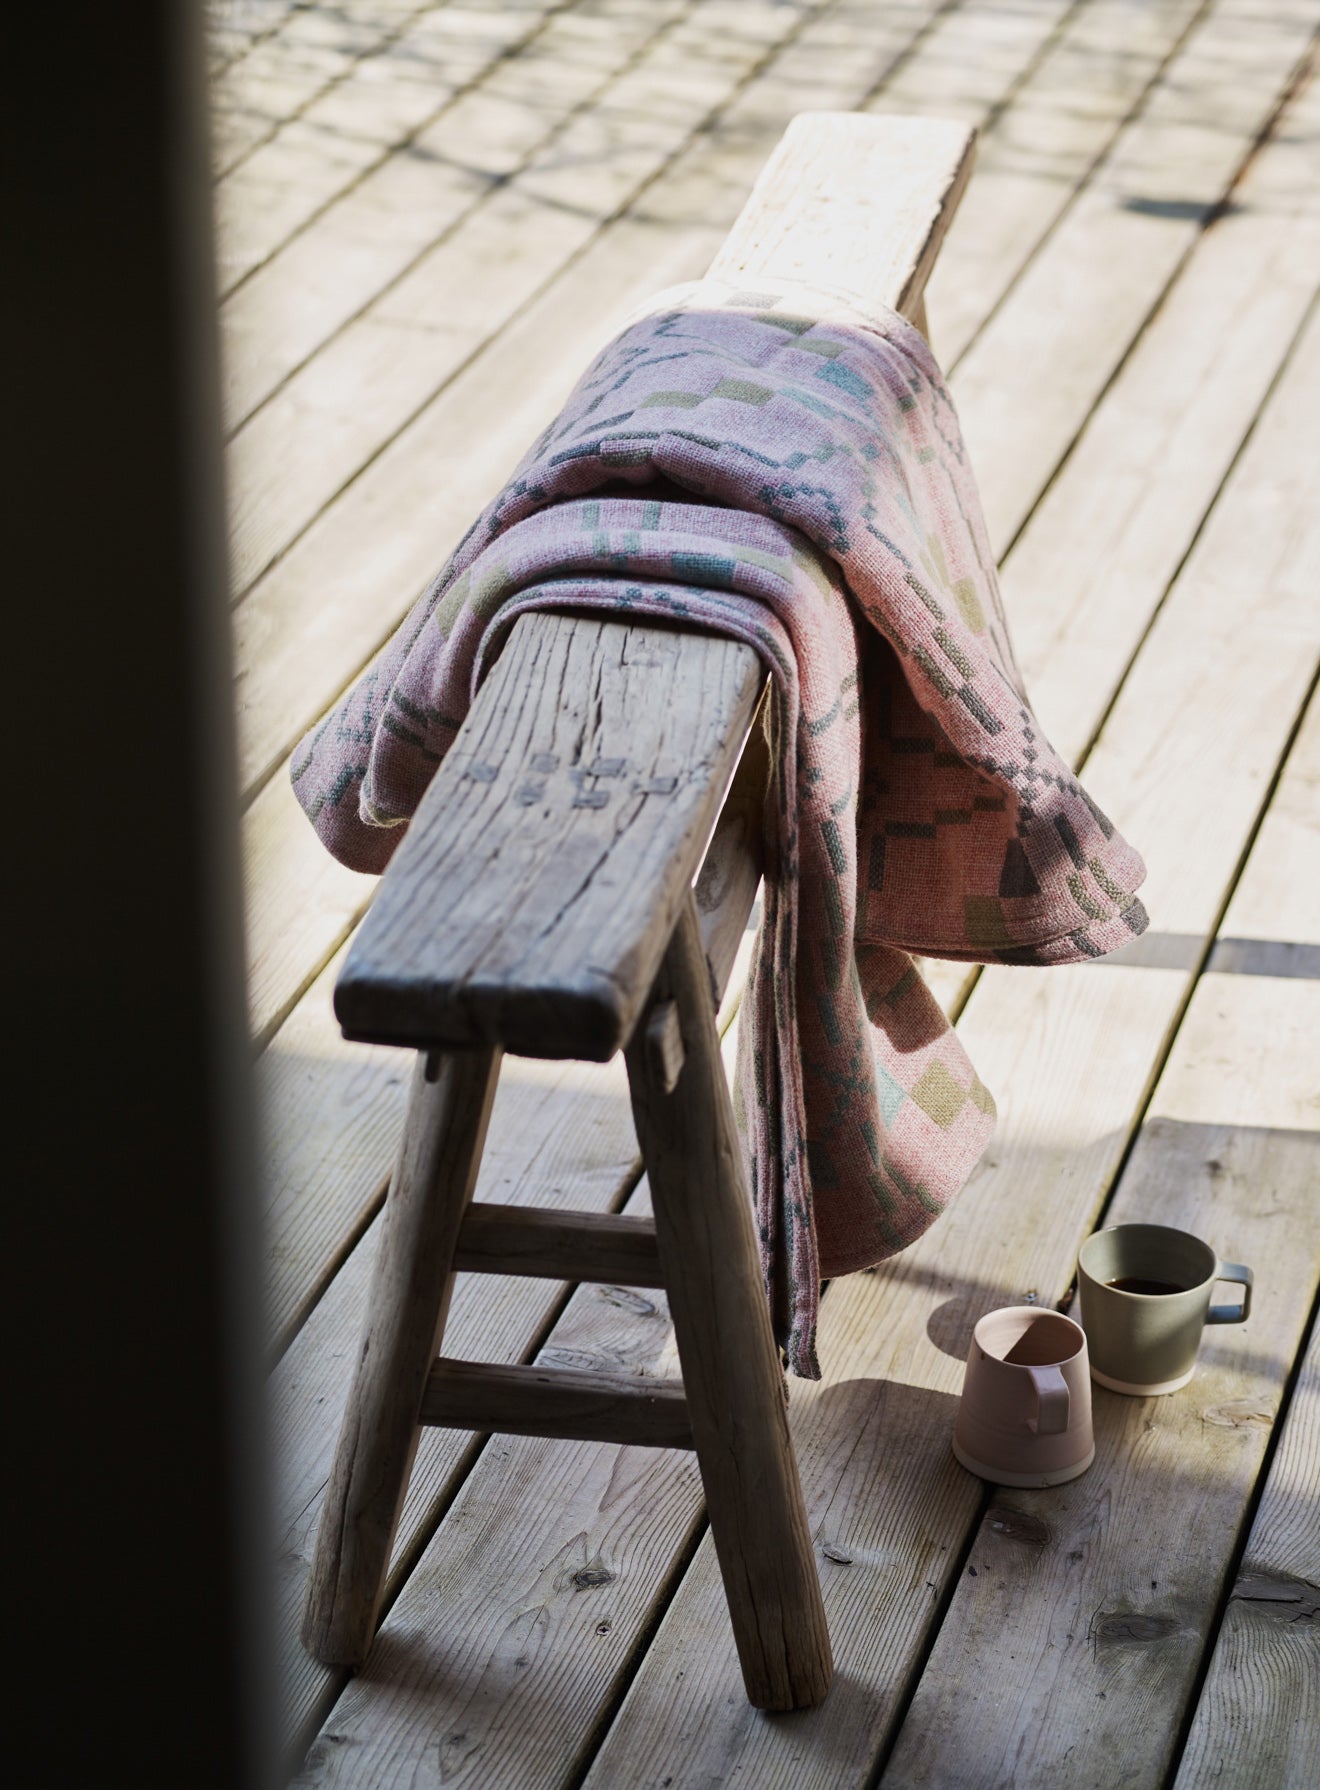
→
(302, 1045, 501, 1667)
(625, 893, 833, 1711)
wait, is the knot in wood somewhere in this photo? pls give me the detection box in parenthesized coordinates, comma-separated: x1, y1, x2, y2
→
(987, 1506, 1051, 1548)
(1201, 1398, 1274, 1429)
(1095, 1611, 1179, 1645)
(571, 1566, 616, 1591)
(1233, 1571, 1320, 1621)
(596, 1283, 660, 1317)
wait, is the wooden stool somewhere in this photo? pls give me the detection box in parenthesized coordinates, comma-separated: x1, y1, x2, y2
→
(300, 111, 975, 1714)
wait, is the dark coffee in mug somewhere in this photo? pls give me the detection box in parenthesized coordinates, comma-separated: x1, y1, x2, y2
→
(1079, 1224, 1254, 1395)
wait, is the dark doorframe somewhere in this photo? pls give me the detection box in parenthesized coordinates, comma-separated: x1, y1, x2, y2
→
(5, 4, 273, 1782)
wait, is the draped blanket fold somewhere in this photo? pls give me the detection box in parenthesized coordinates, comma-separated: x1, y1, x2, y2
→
(292, 277, 1148, 1377)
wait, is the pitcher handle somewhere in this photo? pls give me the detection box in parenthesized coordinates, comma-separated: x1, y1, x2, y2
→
(1208, 1260, 1253, 1324)
(1027, 1365, 1070, 1436)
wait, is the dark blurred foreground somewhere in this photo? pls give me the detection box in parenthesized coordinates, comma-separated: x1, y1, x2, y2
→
(4, 5, 273, 1783)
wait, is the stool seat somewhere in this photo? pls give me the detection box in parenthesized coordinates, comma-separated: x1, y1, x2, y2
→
(336, 613, 764, 1061)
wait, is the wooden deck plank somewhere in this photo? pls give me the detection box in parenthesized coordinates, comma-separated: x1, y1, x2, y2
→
(231, 0, 1307, 799)
(214, 0, 561, 295)
(239, 16, 1316, 1045)
(211, 1, 426, 176)
(222, 0, 1064, 604)
(950, 0, 1318, 558)
(1209, 685, 1320, 964)
(574, 287, 1320, 1790)
(223, 0, 783, 598)
(246, 776, 378, 1047)
(258, 947, 409, 1355)
(1002, 61, 1320, 764)
(226, 0, 1080, 799)
(919, 0, 1207, 366)
(879, 692, 1320, 1790)
(624, 0, 1066, 247)
(1175, 1322, 1320, 1790)
(206, 0, 301, 77)
(1167, 695, 1320, 1790)
(219, 0, 680, 432)
(221, 0, 1014, 434)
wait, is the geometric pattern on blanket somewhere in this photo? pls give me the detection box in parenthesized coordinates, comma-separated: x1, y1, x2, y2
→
(292, 276, 1147, 1375)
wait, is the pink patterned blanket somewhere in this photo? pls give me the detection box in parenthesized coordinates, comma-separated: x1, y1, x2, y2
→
(293, 277, 1147, 1375)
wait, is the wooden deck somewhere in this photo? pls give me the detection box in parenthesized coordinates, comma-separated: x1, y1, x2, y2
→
(209, 1, 1320, 1782)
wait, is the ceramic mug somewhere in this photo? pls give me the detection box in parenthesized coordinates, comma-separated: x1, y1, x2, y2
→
(1077, 1223, 1253, 1395)
(952, 1306, 1095, 1487)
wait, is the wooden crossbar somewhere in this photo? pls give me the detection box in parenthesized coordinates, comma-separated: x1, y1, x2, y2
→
(421, 1357, 694, 1450)
(453, 1203, 664, 1286)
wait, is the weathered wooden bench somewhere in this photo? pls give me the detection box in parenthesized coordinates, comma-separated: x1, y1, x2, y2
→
(301, 111, 976, 1713)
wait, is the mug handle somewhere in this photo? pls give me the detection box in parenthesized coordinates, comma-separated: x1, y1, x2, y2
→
(1208, 1260, 1253, 1324)
(1026, 1365, 1070, 1436)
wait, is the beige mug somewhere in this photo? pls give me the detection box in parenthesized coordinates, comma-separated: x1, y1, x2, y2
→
(952, 1306, 1095, 1488)
(1077, 1223, 1253, 1395)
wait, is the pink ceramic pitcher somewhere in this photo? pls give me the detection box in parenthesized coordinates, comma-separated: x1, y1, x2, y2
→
(952, 1306, 1094, 1487)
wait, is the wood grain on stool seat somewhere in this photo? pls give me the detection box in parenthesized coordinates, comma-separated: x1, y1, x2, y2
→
(335, 613, 764, 1060)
